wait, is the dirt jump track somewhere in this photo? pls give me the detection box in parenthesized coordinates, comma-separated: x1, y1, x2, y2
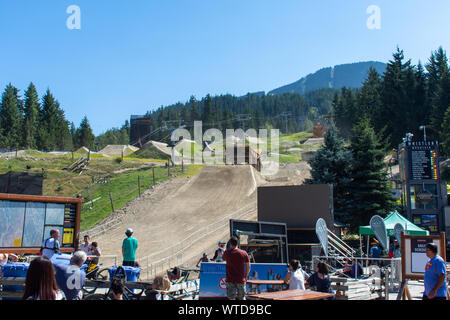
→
(92, 165, 260, 276)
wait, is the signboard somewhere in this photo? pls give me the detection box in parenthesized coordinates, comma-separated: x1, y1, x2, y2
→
(407, 142, 439, 181)
(413, 214, 439, 234)
(370, 215, 389, 252)
(0, 193, 83, 254)
(315, 218, 328, 256)
(199, 262, 288, 299)
(401, 232, 446, 281)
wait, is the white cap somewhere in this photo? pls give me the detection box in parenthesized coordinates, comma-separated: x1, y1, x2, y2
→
(126, 228, 133, 236)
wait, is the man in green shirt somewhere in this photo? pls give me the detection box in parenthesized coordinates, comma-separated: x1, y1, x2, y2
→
(122, 228, 139, 267)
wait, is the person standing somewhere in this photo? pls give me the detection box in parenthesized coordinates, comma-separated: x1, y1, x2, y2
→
(283, 259, 305, 290)
(423, 243, 447, 300)
(369, 241, 381, 266)
(222, 237, 250, 300)
(89, 242, 102, 265)
(41, 229, 61, 260)
(122, 228, 139, 267)
(196, 253, 209, 268)
(79, 235, 92, 254)
(54, 251, 87, 300)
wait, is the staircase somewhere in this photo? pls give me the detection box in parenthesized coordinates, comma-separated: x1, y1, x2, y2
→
(324, 228, 357, 272)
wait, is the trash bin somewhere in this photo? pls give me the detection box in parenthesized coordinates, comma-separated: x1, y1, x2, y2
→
(1, 262, 30, 300)
(109, 266, 141, 282)
(50, 253, 72, 265)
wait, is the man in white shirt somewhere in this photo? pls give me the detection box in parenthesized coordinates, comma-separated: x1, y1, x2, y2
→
(41, 229, 61, 259)
(79, 235, 92, 254)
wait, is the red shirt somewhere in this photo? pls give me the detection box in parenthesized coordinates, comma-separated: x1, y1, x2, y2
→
(223, 248, 250, 284)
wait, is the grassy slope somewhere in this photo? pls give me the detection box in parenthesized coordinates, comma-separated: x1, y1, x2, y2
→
(0, 152, 202, 231)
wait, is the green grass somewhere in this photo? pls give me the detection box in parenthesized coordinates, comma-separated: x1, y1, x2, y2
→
(0, 153, 203, 231)
(79, 164, 203, 231)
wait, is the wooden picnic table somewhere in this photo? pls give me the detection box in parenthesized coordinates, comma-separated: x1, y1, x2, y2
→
(247, 289, 333, 301)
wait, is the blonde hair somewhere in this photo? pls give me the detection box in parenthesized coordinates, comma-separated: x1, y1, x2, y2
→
(153, 275, 171, 291)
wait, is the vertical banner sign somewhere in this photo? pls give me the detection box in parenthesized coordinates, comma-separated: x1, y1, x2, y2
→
(394, 223, 404, 244)
(370, 215, 389, 252)
(315, 218, 328, 256)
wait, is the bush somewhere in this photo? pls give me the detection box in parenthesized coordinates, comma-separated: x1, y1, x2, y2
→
(114, 157, 123, 164)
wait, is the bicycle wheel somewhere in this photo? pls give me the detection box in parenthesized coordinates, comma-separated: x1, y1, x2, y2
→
(97, 268, 110, 280)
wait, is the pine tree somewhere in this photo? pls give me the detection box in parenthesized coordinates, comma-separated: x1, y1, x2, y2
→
(346, 119, 396, 230)
(305, 124, 353, 224)
(75, 116, 95, 150)
(442, 106, 450, 157)
(38, 89, 60, 150)
(357, 67, 382, 130)
(426, 47, 449, 140)
(0, 84, 22, 148)
(23, 83, 41, 149)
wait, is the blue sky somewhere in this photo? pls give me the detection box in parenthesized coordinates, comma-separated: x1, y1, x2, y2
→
(1, 0, 450, 135)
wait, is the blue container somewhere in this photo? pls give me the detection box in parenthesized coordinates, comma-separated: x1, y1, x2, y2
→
(1, 262, 30, 300)
(50, 254, 72, 265)
(108, 266, 141, 282)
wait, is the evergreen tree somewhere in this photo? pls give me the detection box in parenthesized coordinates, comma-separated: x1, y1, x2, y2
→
(346, 119, 396, 230)
(23, 83, 41, 149)
(357, 67, 382, 130)
(380, 47, 414, 149)
(305, 124, 353, 224)
(39, 89, 60, 151)
(0, 84, 22, 148)
(75, 116, 95, 149)
(442, 106, 450, 157)
(426, 47, 449, 140)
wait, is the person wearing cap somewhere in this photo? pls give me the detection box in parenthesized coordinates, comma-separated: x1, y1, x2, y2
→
(213, 242, 225, 262)
(196, 253, 209, 268)
(122, 228, 138, 267)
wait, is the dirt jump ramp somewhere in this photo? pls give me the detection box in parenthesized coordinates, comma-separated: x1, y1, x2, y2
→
(94, 165, 258, 267)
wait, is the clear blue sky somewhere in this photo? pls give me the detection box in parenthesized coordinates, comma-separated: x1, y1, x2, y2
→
(1, 0, 450, 135)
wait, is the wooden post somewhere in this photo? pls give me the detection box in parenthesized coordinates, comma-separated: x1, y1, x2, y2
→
(138, 176, 141, 197)
(109, 192, 115, 212)
(15, 145, 18, 158)
(152, 167, 155, 185)
(168, 160, 170, 176)
(181, 150, 184, 173)
(121, 150, 124, 161)
(72, 150, 74, 161)
(88, 150, 90, 161)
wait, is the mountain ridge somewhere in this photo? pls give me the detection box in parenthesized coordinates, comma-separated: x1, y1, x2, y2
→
(268, 61, 387, 95)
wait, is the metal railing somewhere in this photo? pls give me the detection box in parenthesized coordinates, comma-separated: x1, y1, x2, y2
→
(137, 202, 256, 280)
(312, 255, 402, 296)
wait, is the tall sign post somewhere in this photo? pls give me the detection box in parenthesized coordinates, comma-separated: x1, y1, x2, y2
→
(398, 140, 443, 235)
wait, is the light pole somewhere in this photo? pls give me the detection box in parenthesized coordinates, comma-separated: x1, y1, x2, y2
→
(419, 125, 426, 142)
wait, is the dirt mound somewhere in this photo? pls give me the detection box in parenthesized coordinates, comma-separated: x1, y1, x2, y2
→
(99, 145, 139, 157)
(133, 140, 180, 159)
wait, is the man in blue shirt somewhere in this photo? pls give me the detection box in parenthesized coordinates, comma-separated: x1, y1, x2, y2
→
(423, 243, 447, 300)
(54, 251, 87, 300)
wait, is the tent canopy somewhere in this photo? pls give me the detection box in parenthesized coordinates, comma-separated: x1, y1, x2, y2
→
(359, 211, 429, 236)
